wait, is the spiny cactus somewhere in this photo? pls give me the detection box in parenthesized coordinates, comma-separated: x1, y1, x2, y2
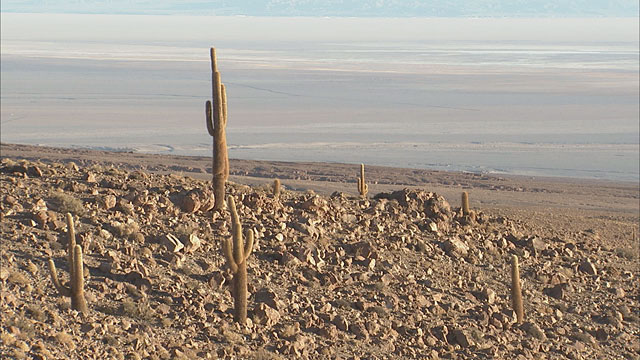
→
(461, 191, 470, 215)
(206, 47, 229, 211)
(511, 254, 524, 323)
(48, 213, 88, 313)
(273, 179, 281, 198)
(222, 195, 254, 323)
(358, 164, 368, 198)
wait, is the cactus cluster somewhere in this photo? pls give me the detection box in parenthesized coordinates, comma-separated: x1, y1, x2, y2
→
(222, 196, 254, 323)
(358, 164, 369, 198)
(48, 213, 88, 314)
(206, 47, 230, 211)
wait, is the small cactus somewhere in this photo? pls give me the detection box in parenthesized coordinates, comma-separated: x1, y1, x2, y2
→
(461, 191, 470, 215)
(222, 196, 254, 323)
(48, 213, 88, 313)
(273, 179, 281, 198)
(206, 47, 229, 211)
(511, 255, 524, 323)
(357, 164, 369, 198)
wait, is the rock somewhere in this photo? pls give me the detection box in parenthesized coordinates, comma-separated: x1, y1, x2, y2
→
(3, 195, 17, 205)
(181, 191, 201, 213)
(125, 271, 152, 291)
(32, 211, 48, 228)
(185, 234, 201, 253)
(350, 241, 378, 259)
(318, 324, 338, 340)
(613, 287, 625, 298)
(578, 260, 597, 275)
(0, 268, 10, 281)
(527, 237, 547, 253)
(333, 315, 349, 331)
(116, 198, 134, 214)
(161, 234, 184, 253)
(290, 334, 314, 357)
(545, 283, 569, 300)
(523, 322, 546, 340)
(27, 166, 43, 177)
(450, 329, 474, 348)
(208, 271, 226, 289)
(85, 172, 97, 183)
(254, 289, 282, 310)
(443, 237, 469, 257)
(253, 303, 280, 327)
(299, 195, 328, 212)
(350, 322, 369, 340)
(480, 288, 496, 304)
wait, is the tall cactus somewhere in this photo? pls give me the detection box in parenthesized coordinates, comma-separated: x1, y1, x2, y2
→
(358, 164, 369, 198)
(222, 196, 254, 323)
(48, 213, 88, 314)
(511, 255, 524, 323)
(206, 47, 229, 210)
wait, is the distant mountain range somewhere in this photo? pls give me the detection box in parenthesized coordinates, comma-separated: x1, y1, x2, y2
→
(2, 0, 638, 17)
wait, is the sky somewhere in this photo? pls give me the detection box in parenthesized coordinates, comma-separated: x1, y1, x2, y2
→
(1, 0, 639, 17)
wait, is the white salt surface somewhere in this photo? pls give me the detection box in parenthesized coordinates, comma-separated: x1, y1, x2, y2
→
(1, 14, 638, 181)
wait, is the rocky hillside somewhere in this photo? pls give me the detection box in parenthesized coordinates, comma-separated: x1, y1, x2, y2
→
(0, 157, 638, 359)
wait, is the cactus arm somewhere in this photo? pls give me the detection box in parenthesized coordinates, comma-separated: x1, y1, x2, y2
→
(205, 100, 214, 136)
(228, 196, 239, 225)
(243, 229, 254, 263)
(71, 245, 88, 313)
(48, 259, 72, 297)
(221, 83, 228, 127)
(222, 239, 238, 273)
(66, 213, 76, 280)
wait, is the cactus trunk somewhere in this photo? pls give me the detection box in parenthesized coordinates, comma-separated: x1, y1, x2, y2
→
(273, 179, 281, 198)
(232, 264, 248, 323)
(206, 47, 229, 210)
(511, 255, 524, 323)
(222, 196, 254, 324)
(70, 245, 88, 313)
(358, 164, 369, 198)
(48, 213, 88, 314)
(461, 191, 470, 215)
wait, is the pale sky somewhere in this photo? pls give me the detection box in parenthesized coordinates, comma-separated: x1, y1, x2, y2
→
(1, 0, 639, 17)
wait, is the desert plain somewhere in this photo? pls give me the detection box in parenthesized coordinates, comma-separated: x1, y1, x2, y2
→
(0, 142, 638, 359)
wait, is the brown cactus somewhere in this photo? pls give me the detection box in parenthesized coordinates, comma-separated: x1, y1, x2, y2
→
(511, 254, 524, 323)
(357, 164, 369, 198)
(461, 191, 470, 215)
(273, 179, 281, 198)
(48, 213, 88, 313)
(222, 196, 254, 323)
(206, 47, 229, 211)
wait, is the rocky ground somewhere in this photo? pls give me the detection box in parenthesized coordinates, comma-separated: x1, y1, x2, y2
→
(0, 144, 638, 359)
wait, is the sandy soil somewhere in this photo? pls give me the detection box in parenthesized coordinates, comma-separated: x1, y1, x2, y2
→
(0, 143, 638, 359)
